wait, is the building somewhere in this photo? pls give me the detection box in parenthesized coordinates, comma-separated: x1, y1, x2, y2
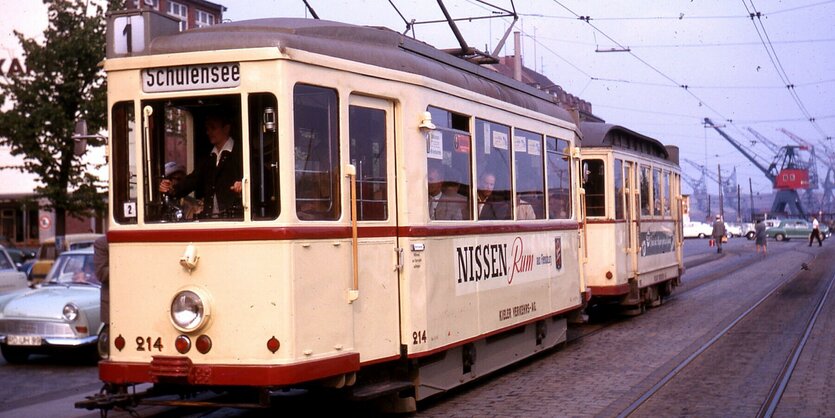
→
(124, 0, 225, 30)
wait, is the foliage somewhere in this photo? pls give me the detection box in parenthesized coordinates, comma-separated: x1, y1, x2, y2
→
(0, 0, 124, 233)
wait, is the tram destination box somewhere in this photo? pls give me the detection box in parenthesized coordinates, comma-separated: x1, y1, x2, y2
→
(106, 9, 180, 59)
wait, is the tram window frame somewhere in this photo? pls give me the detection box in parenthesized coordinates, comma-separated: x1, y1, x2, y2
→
(475, 119, 512, 221)
(248, 93, 280, 221)
(349, 104, 389, 221)
(111, 101, 137, 225)
(294, 84, 341, 221)
(639, 165, 651, 217)
(514, 128, 545, 220)
(614, 159, 624, 220)
(546, 137, 572, 220)
(425, 106, 472, 221)
(140, 95, 244, 224)
(582, 159, 606, 217)
(663, 171, 672, 217)
(652, 167, 662, 216)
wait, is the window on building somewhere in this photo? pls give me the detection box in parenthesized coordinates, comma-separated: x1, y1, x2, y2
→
(294, 84, 340, 221)
(134, 0, 159, 9)
(583, 159, 605, 217)
(196, 10, 216, 27)
(426, 106, 472, 221)
(514, 129, 545, 220)
(546, 137, 571, 219)
(168, 1, 188, 30)
(475, 119, 511, 220)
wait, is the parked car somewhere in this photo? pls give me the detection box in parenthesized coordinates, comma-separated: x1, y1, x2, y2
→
(725, 222, 743, 238)
(0, 246, 28, 294)
(28, 233, 102, 283)
(0, 247, 101, 363)
(683, 221, 714, 238)
(766, 218, 830, 242)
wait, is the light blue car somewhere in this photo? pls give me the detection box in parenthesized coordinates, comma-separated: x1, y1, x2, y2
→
(767, 218, 830, 242)
(0, 248, 101, 363)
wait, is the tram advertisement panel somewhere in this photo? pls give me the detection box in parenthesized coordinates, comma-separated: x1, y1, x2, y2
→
(639, 230, 674, 257)
(453, 234, 561, 296)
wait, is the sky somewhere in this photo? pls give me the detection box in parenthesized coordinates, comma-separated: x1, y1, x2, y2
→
(223, 0, 835, 199)
(2, 1, 833, 203)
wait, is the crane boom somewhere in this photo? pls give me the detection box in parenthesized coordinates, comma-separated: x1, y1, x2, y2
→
(704, 118, 775, 182)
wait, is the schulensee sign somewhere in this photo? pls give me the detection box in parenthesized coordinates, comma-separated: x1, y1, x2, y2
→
(141, 63, 240, 93)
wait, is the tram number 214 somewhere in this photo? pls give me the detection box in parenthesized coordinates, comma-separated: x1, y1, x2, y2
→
(412, 330, 427, 345)
(136, 336, 164, 351)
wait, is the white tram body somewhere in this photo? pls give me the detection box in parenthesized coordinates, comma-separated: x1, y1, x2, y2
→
(579, 122, 684, 310)
(98, 12, 585, 407)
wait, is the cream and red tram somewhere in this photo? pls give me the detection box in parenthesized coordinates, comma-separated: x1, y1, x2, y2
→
(95, 11, 586, 409)
(579, 122, 683, 314)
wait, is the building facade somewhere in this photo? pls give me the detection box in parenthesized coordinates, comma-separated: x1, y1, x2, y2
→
(125, 0, 225, 30)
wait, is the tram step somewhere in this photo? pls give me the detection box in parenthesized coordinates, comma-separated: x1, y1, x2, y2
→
(350, 380, 413, 400)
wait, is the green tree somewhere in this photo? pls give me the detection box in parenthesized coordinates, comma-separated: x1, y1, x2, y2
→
(0, 0, 123, 236)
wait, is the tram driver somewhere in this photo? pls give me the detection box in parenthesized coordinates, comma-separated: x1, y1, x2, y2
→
(158, 113, 243, 218)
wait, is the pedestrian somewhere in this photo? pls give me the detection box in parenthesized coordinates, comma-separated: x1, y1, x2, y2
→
(809, 217, 823, 247)
(711, 214, 726, 254)
(754, 219, 767, 257)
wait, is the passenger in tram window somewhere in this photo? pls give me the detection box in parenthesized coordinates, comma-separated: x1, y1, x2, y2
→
(434, 171, 468, 221)
(517, 195, 537, 220)
(428, 165, 443, 220)
(477, 172, 510, 220)
(159, 113, 243, 218)
(549, 194, 568, 219)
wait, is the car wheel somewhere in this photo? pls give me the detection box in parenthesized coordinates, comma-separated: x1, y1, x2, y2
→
(1, 344, 29, 364)
(698, 233, 705, 239)
(775, 233, 785, 241)
(746, 231, 755, 240)
(97, 325, 109, 361)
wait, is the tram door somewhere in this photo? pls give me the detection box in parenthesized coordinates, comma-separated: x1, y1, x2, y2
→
(623, 161, 639, 276)
(347, 95, 401, 361)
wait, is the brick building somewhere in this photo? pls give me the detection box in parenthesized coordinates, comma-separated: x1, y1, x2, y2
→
(124, 0, 226, 30)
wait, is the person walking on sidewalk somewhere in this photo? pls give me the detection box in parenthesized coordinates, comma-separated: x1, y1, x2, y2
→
(712, 214, 726, 254)
(809, 217, 823, 247)
(755, 219, 767, 256)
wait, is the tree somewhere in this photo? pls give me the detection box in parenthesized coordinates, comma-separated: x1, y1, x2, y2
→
(0, 0, 123, 236)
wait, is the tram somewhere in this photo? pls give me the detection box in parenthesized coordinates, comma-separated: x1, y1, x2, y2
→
(579, 122, 684, 314)
(91, 11, 587, 410)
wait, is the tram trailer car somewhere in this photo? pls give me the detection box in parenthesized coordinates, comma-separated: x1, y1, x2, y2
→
(579, 122, 684, 314)
(88, 11, 587, 411)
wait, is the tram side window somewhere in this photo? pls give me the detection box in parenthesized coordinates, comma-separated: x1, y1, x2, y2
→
(475, 119, 511, 220)
(294, 84, 340, 221)
(663, 171, 672, 217)
(546, 137, 571, 219)
(514, 129, 545, 220)
(614, 159, 624, 220)
(583, 159, 605, 217)
(350, 104, 388, 221)
(426, 106, 472, 221)
(652, 167, 662, 216)
(249, 93, 280, 220)
(112, 102, 137, 224)
(640, 165, 651, 216)
(142, 95, 244, 223)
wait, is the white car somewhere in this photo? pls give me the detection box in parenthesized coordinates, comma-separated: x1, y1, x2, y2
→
(725, 223, 743, 238)
(683, 221, 714, 238)
(0, 246, 28, 294)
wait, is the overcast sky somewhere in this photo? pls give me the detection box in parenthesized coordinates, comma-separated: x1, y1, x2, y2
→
(225, 1, 835, 198)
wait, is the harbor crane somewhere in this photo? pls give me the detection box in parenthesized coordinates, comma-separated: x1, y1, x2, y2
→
(779, 128, 835, 216)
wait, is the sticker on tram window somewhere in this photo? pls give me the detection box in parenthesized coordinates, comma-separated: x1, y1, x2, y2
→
(527, 140, 541, 156)
(428, 131, 443, 160)
(141, 63, 241, 93)
(455, 134, 470, 153)
(492, 131, 508, 150)
(123, 201, 137, 218)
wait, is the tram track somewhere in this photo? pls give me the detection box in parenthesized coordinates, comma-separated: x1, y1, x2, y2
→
(614, 245, 835, 417)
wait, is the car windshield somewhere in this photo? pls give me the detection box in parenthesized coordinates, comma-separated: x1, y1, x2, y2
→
(45, 254, 100, 286)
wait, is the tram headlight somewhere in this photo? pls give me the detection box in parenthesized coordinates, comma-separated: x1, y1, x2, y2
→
(170, 289, 210, 332)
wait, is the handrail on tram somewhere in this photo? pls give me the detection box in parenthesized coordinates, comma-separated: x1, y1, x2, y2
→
(346, 164, 360, 303)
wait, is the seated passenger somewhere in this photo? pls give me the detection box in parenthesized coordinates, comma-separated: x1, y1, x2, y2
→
(517, 197, 537, 220)
(477, 172, 510, 220)
(434, 180, 468, 220)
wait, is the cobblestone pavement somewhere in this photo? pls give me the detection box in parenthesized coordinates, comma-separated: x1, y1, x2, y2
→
(417, 241, 819, 417)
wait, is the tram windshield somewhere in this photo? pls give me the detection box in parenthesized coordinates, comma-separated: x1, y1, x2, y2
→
(111, 93, 279, 224)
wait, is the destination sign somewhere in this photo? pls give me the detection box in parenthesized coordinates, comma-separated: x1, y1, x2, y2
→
(142, 62, 240, 93)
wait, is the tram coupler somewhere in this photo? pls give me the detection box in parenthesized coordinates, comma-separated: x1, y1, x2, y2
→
(74, 383, 144, 412)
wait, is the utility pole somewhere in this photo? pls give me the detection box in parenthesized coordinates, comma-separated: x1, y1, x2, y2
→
(749, 177, 755, 221)
(718, 164, 724, 219)
(737, 184, 741, 222)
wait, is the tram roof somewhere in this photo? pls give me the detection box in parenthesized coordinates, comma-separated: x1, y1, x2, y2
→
(580, 122, 679, 165)
(145, 18, 574, 123)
